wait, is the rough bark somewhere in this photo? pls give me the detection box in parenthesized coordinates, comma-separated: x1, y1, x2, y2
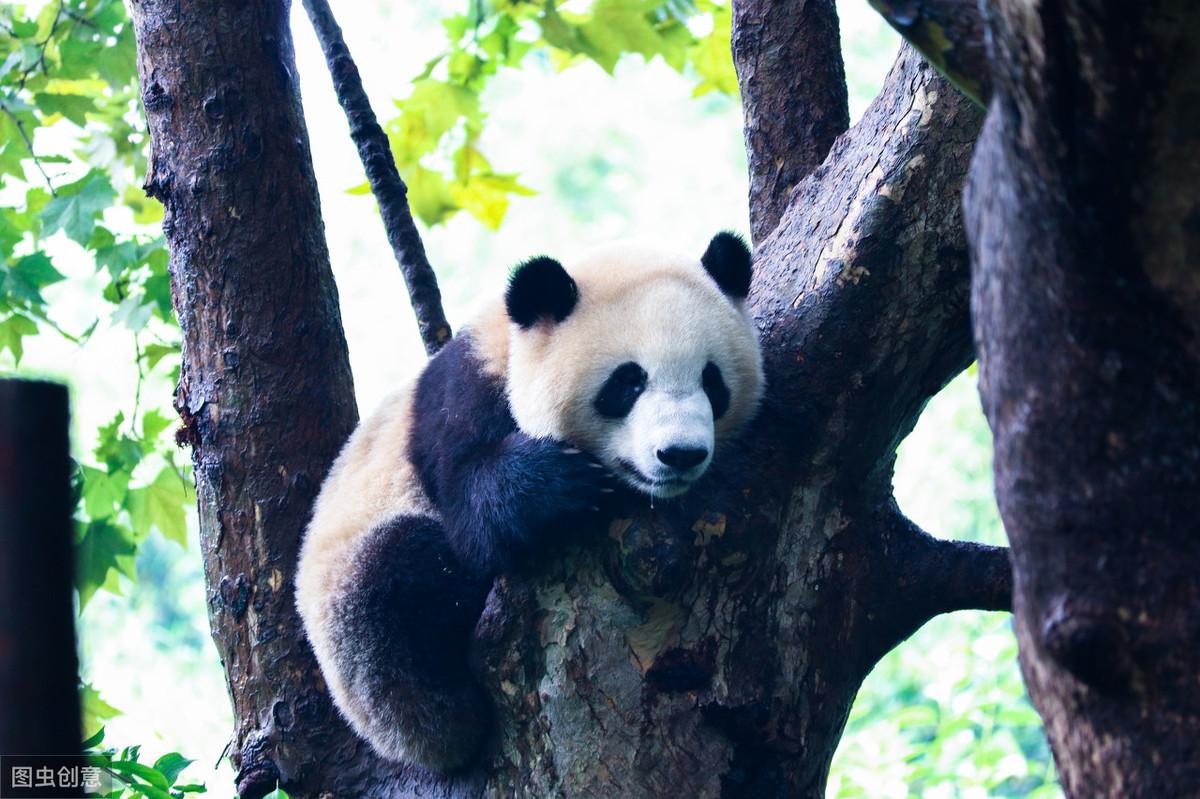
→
(132, 0, 1012, 795)
(301, 0, 451, 355)
(128, 1, 373, 796)
(0, 379, 80, 754)
(965, 2, 1200, 796)
(732, 0, 848, 243)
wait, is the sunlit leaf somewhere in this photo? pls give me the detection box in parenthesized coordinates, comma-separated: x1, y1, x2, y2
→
(127, 466, 190, 546)
(40, 171, 115, 244)
(0, 313, 38, 363)
(152, 753, 194, 787)
(80, 685, 120, 739)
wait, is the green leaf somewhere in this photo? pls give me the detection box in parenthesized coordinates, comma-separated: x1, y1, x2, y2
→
(142, 342, 180, 371)
(80, 684, 120, 740)
(76, 519, 137, 607)
(452, 172, 535, 230)
(405, 166, 460, 227)
(93, 240, 143, 280)
(81, 726, 106, 751)
(142, 409, 173, 441)
(6, 252, 65, 304)
(144, 270, 174, 320)
(127, 466, 190, 546)
(386, 79, 481, 167)
(95, 412, 145, 472)
(80, 464, 130, 520)
(109, 759, 169, 790)
(123, 185, 164, 224)
(40, 171, 115, 245)
(0, 313, 38, 363)
(96, 42, 138, 89)
(34, 92, 95, 126)
(112, 294, 154, 331)
(579, 0, 664, 73)
(0, 208, 24, 260)
(0, 139, 27, 181)
(689, 5, 739, 96)
(9, 18, 39, 38)
(152, 753, 193, 787)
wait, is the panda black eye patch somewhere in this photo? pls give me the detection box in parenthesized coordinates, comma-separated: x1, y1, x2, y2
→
(594, 362, 647, 418)
(703, 361, 730, 420)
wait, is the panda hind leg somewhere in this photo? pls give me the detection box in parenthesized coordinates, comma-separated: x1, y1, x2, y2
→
(329, 514, 493, 773)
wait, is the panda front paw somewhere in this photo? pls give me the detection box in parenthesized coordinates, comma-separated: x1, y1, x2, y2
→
(509, 435, 620, 537)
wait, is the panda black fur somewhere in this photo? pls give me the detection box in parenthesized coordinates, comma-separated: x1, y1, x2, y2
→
(295, 232, 764, 773)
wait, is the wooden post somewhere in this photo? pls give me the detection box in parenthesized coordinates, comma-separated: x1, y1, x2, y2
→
(0, 379, 80, 754)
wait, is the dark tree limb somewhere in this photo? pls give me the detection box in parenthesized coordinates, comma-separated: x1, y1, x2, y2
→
(302, 0, 451, 355)
(866, 0, 989, 106)
(747, 46, 984, 487)
(853, 503, 1011, 662)
(732, 0, 848, 243)
(966, 2, 1200, 796)
(0, 379, 80, 755)
(886, 509, 1011, 630)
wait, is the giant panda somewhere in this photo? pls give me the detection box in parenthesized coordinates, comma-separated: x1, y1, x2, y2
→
(294, 232, 765, 773)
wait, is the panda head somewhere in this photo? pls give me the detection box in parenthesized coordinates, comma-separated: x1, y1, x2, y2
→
(504, 232, 764, 498)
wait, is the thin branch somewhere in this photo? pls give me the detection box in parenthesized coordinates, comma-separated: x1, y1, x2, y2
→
(866, 0, 990, 106)
(301, 0, 452, 356)
(732, 0, 848, 244)
(0, 102, 58, 196)
(16, 1, 63, 92)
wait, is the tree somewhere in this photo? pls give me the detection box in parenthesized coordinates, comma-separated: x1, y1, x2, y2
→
(872, 1, 1200, 795)
(129, 0, 1013, 796)
(961, 3, 1200, 796)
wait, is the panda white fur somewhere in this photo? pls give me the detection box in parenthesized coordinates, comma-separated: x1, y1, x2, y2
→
(294, 232, 764, 773)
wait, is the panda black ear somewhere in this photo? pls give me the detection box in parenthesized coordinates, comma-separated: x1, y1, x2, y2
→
(506, 256, 578, 329)
(701, 231, 752, 300)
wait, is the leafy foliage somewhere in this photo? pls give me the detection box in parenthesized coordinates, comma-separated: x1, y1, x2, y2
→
(83, 727, 207, 799)
(0, 0, 186, 604)
(369, 0, 739, 229)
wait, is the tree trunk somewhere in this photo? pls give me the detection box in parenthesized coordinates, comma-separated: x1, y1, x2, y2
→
(128, 1, 368, 796)
(965, 2, 1200, 796)
(132, 1, 1013, 796)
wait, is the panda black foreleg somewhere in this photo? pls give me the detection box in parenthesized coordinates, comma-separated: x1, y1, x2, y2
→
(329, 514, 494, 772)
(439, 432, 619, 576)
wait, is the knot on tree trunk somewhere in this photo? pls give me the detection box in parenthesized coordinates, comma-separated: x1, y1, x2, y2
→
(1039, 595, 1133, 694)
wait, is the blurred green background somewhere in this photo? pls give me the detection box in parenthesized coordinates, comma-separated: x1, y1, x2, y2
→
(0, 0, 1059, 795)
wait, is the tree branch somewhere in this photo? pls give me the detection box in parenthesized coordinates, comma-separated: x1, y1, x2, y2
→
(0, 101, 58, 196)
(892, 514, 1012, 616)
(866, 0, 990, 106)
(863, 503, 1012, 660)
(744, 47, 983, 487)
(302, 0, 452, 355)
(732, 0, 848, 244)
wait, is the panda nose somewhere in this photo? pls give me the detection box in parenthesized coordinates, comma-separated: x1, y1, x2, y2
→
(657, 446, 709, 471)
